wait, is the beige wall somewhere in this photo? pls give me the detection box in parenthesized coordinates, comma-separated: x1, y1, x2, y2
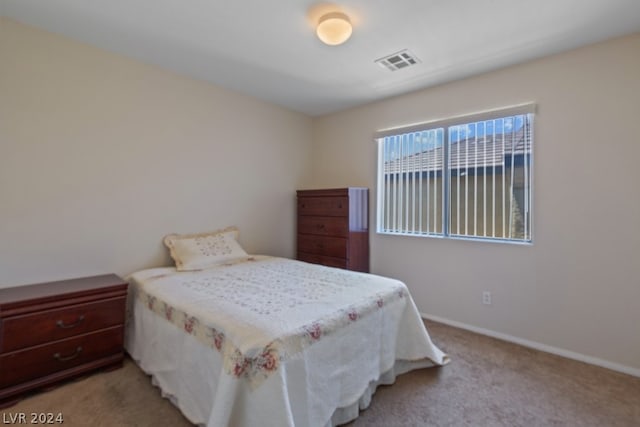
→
(0, 18, 313, 285)
(312, 34, 640, 372)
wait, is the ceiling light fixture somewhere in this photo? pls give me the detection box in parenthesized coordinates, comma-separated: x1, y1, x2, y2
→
(316, 11, 352, 46)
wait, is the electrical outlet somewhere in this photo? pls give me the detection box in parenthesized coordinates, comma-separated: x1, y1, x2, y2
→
(482, 291, 492, 305)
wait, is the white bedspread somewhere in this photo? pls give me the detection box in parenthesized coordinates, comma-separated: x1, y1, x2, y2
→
(125, 256, 448, 426)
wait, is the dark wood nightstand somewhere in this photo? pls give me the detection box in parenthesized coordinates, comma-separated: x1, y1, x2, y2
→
(0, 274, 128, 406)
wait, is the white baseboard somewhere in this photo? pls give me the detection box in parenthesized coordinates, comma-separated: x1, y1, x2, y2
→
(421, 312, 640, 379)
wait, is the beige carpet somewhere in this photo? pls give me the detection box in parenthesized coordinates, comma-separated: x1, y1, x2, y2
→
(5, 320, 640, 426)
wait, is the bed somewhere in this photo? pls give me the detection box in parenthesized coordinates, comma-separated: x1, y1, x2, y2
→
(125, 228, 448, 427)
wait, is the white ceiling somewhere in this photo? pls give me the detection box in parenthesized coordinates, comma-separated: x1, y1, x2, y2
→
(2, 0, 640, 116)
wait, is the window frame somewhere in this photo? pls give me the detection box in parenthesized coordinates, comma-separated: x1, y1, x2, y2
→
(375, 103, 535, 245)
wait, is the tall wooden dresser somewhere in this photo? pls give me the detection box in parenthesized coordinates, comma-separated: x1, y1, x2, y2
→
(297, 188, 369, 272)
(0, 274, 128, 406)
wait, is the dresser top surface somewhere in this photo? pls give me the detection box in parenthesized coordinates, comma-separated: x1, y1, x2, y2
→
(0, 274, 127, 314)
(297, 187, 368, 197)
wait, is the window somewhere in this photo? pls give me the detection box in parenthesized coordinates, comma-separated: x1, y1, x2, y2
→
(376, 104, 534, 243)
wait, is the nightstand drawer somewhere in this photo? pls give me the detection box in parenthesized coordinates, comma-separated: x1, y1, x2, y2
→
(1, 297, 126, 353)
(298, 216, 348, 237)
(297, 235, 347, 258)
(298, 197, 348, 217)
(0, 326, 123, 388)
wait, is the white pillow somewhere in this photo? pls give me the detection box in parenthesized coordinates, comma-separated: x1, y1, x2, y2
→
(163, 226, 248, 271)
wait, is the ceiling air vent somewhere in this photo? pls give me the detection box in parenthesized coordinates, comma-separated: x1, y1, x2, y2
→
(375, 49, 421, 71)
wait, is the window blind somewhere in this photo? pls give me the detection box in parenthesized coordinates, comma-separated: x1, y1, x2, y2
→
(376, 104, 534, 243)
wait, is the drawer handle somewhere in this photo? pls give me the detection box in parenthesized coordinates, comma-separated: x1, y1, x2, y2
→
(53, 346, 83, 362)
(56, 315, 85, 329)
(317, 224, 325, 230)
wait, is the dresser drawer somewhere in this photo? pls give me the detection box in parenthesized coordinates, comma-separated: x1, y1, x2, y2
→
(297, 235, 347, 258)
(297, 252, 348, 269)
(1, 297, 126, 353)
(298, 197, 348, 217)
(298, 216, 348, 237)
(0, 326, 123, 388)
